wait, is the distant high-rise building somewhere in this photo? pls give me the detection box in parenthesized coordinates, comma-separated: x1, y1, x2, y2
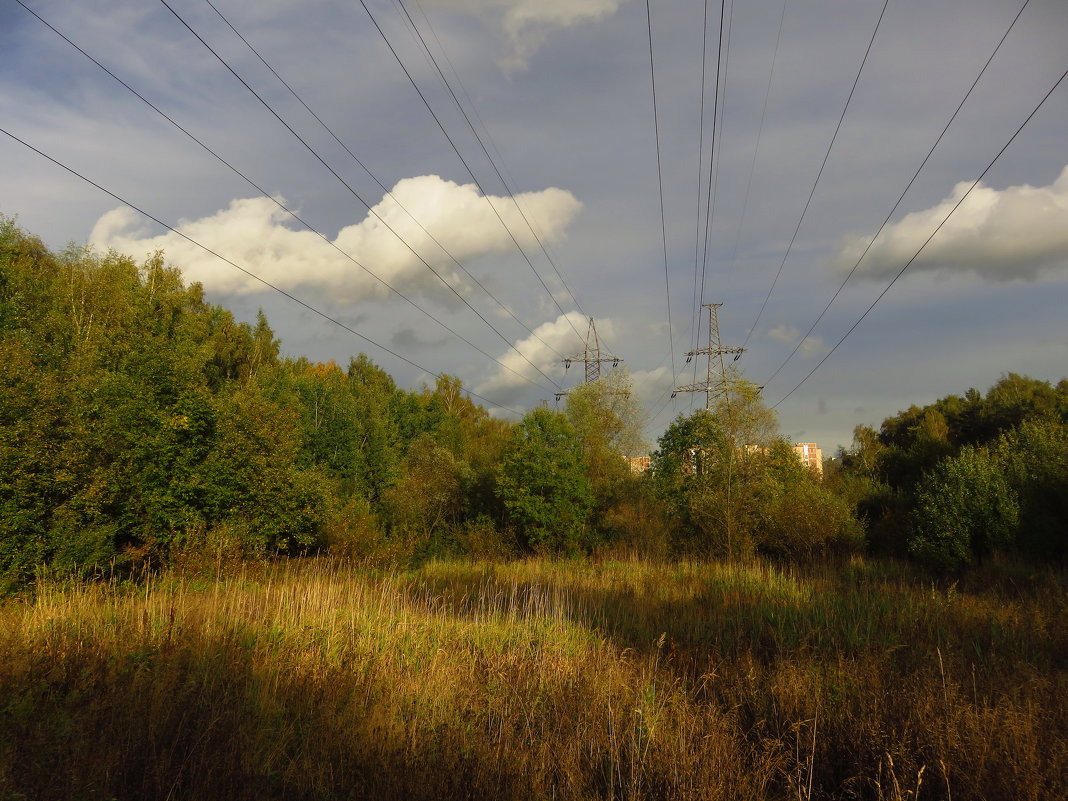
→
(626, 455, 651, 474)
(792, 442, 823, 476)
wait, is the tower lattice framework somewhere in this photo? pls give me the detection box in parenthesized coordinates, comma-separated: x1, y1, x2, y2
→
(555, 317, 623, 403)
(674, 303, 745, 409)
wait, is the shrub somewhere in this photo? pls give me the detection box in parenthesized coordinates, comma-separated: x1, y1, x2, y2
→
(910, 446, 1019, 569)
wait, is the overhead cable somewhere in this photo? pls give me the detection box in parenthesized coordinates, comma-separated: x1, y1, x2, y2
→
(0, 125, 526, 416)
(689, 0, 731, 411)
(771, 61, 1068, 410)
(393, 0, 589, 330)
(763, 0, 1031, 388)
(355, 0, 588, 345)
(203, 0, 569, 362)
(17, 0, 558, 395)
(644, 0, 679, 394)
(741, 0, 891, 348)
(724, 0, 789, 283)
(154, 0, 561, 391)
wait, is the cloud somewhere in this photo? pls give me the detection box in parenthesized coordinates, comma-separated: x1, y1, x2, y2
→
(837, 165, 1068, 282)
(475, 311, 611, 403)
(424, 0, 625, 71)
(89, 175, 582, 304)
(767, 324, 825, 357)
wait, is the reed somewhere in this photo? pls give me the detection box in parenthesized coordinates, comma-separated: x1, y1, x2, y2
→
(0, 556, 1064, 799)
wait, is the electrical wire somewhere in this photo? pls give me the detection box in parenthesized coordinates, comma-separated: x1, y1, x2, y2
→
(16, 0, 558, 396)
(696, 0, 733, 318)
(204, 0, 569, 364)
(404, 0, 615, 362)
(689, 0, 734, 413)
(763, 0, 1031, 388)
(644, 0, 678, 395)
(355, 0, 588, 345)
(155, 0, 562, 392)
(0, 125, 525, 416)
(393, 0, 589, 328)
(741, 0, 891, 349)
(724, 0, 789, 283)
(688, 0, 714, 362)
(771, 61, 1068, 410)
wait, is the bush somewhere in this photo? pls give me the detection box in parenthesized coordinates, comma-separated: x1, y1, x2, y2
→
(910, 446, 1019, 569)
(761, 477, 864, 559)
(497, 408, 593, 554)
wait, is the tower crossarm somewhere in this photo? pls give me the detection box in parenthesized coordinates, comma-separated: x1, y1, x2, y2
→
(674, 303, 744, 409)
(561, 316, 623, 384)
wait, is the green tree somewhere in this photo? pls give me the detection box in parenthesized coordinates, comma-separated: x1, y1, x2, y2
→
(993, 417, 1068, 560)
(651, 409, 730, 554)
(565, 368, 647, 545)
(384, 434, 470, 553)
(497, 407, 592, 553)
(910, 445, 1019, 569)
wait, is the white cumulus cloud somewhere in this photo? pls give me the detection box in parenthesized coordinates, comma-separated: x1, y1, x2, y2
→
(476, 311, 614, 403)
(89, 175, 582, 304)
(837, 165, 1068, 282)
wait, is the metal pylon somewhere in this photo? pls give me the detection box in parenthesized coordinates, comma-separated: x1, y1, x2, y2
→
(555, 317, 623, 404)
(673, 303, 744, 409)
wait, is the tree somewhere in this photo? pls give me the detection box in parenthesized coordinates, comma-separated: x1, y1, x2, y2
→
(994, 417, 1068, 560)
(651, 409, 731, 554)
(384, 435, 469, 552)
(565, 368, 646, 507)
(715, 375, 778, 452)
(497, 407, 592, 553)
(910, 445, 1019, 569)
(757, 440, 862, 559)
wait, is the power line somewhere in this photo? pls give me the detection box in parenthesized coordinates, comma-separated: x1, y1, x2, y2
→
(741, 0, 891, 349)
(154, 0, 562, 392)
(674, 303, 745, 409)
(763, 0, 1032, 389)
(697, 0, 734, 313)
(688, 0, 715, 362)
(644, 0, 678, 394)
(724, 0, 789, 282)
(16, 0, 557, 396)
(403, 0, 616, 361)
(354, 0, 588, 345)
(203, 0, 568, 364)
(393, 0, 589, 328)
(0, 125, 525, 416)
(690, 0, 732, 412)
(771, 61, 1068, 410)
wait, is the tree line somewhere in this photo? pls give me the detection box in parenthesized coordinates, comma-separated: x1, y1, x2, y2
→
(2, 217, 1064, 587)
(828, 372, 1068, 568)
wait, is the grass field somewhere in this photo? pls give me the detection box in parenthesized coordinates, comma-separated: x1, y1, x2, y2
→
(1, 557, 1065, 800)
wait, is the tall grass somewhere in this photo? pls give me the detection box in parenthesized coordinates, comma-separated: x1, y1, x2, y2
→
(0, 557, 1064, 799)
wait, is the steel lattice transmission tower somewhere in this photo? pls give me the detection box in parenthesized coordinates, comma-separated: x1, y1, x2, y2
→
(555, 317, 623, 404)
(674, 303, 745, 409)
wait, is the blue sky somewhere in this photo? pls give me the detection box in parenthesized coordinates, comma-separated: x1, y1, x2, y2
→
(2, 0, 1067, 452)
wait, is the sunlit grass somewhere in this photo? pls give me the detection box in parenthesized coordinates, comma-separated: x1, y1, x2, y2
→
(1, 557, 1065, 800)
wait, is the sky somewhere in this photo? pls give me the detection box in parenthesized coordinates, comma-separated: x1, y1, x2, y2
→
(2, 0, 1067, 453)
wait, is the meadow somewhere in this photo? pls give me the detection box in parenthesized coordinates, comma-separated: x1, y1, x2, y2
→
(1, 557, 1065, 800)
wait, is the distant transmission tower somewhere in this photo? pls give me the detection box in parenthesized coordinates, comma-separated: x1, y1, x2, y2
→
(555, 317, 623, 404)
(673, 303, 744, 409)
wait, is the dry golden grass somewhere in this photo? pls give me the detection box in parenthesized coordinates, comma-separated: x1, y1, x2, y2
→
(0, 556, 1064, 800)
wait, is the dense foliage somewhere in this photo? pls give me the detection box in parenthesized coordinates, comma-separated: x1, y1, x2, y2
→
(651, 389, 859, 560)
(4, 217, 1063, 581)
(830, 373, 1068, 568)
(0, 220, 503, 582)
